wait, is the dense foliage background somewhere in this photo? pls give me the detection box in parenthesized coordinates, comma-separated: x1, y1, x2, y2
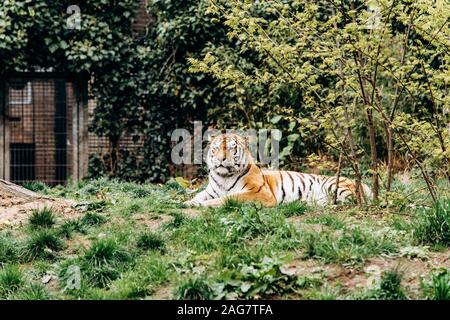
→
(1, 0, 449, 202)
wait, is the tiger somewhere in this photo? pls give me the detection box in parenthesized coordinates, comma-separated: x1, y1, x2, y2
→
(184, 133, 371, 207)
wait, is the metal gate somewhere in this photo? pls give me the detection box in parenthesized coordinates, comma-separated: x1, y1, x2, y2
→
(0, 73, 88, 186)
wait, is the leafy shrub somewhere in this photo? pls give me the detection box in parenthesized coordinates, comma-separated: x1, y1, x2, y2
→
(413, 199, 450, 246)
(212, 256, 299, 299)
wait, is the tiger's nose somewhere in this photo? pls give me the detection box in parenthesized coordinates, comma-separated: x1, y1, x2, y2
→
(216, 151, 226, 161)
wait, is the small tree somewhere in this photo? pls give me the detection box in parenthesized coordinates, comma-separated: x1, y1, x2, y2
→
(189, 0, 450, 203)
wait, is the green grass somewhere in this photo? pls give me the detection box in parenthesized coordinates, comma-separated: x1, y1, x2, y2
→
(80, 212, 108, 226)
(23, 230, 65, 261)
(3, 178, 449, 300)
(28, 207, 56, 229)
(300, 227, 399, 265)
(0, 265, 24, 298)
(0, 233, 20, 266)
(136, 232, 166, 252)
(175, 277, 213, 300)
(421, 268, 450, 300)
(15, 283, 51, 300)
(373, 268, 407, 300)
(413, 199, 450, 247)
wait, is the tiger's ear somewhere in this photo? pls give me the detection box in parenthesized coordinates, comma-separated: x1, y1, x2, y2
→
(205, 128, 221, 142)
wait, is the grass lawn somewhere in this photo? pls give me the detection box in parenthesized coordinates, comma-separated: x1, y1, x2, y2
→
(0, 177, 449, 300)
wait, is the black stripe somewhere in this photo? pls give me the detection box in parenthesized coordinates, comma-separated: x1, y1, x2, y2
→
(227, 164, 251, 191)
(210, 185, 220, 197)
(297, 186, 303, 200)
(286, 171, 295, 193)
(255, 184, 264, 194)
(205, 190, 214, 199)
(327, 182, 335, 194)
(298, 173, 305, 190)
(241, 182, 248, 191)
(210, 173, 223, 189)
(339, 188, 349, 196)
(309, 177, 313, 192)
(280, 172, 286, 203)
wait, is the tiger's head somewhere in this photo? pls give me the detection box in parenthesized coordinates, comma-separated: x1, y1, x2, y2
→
(206, 133, 253, 177)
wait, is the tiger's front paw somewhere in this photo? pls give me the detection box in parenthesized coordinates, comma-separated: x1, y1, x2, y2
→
(183, 199, 202, 207)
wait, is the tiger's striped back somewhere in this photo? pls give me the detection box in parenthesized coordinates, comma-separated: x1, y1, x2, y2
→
(261, 170, 370, 205)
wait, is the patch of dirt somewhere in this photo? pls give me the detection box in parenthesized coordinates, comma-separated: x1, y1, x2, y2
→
(0, 195, 80, 229)
(66, 234, 92, 254)
(133, 213, 172, 231)
(287, 250, 450, 298)
(181, 208, 202, 219)
(150, 285, 173, 299)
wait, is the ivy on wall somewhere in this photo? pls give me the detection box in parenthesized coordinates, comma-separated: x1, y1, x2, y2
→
(0, 0, 233, 182)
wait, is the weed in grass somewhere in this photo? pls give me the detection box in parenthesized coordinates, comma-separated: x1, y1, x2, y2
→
(22, 181, 48, 193)
(0, 265, 24, 297)
(80, 212, 107, 227)
(304, 215, 346, 229)
(301, 227, 398, 265)
(57, 219, 86, 239)
(106, 254, 169, 299)
(0, 234, 19, 266)
(164, 212, 186, 229)
(84, 238, 131, 267)
(81, 238, 132, 288)
(75, 200, 109, 213)
(23, 230, 65, 261)
(275, 201, 311, 217)
(421, 268, 450, 300)
(372, 268, 406, 300)
(15, 283, 51, 300)
(212, 256, 300, 299)
(175, 277, 213, 300)
(221, 203, 292, 242)
(136, 233, 166, 252)
(413, 199, 450, 247)
(28, 207, 56, 229)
